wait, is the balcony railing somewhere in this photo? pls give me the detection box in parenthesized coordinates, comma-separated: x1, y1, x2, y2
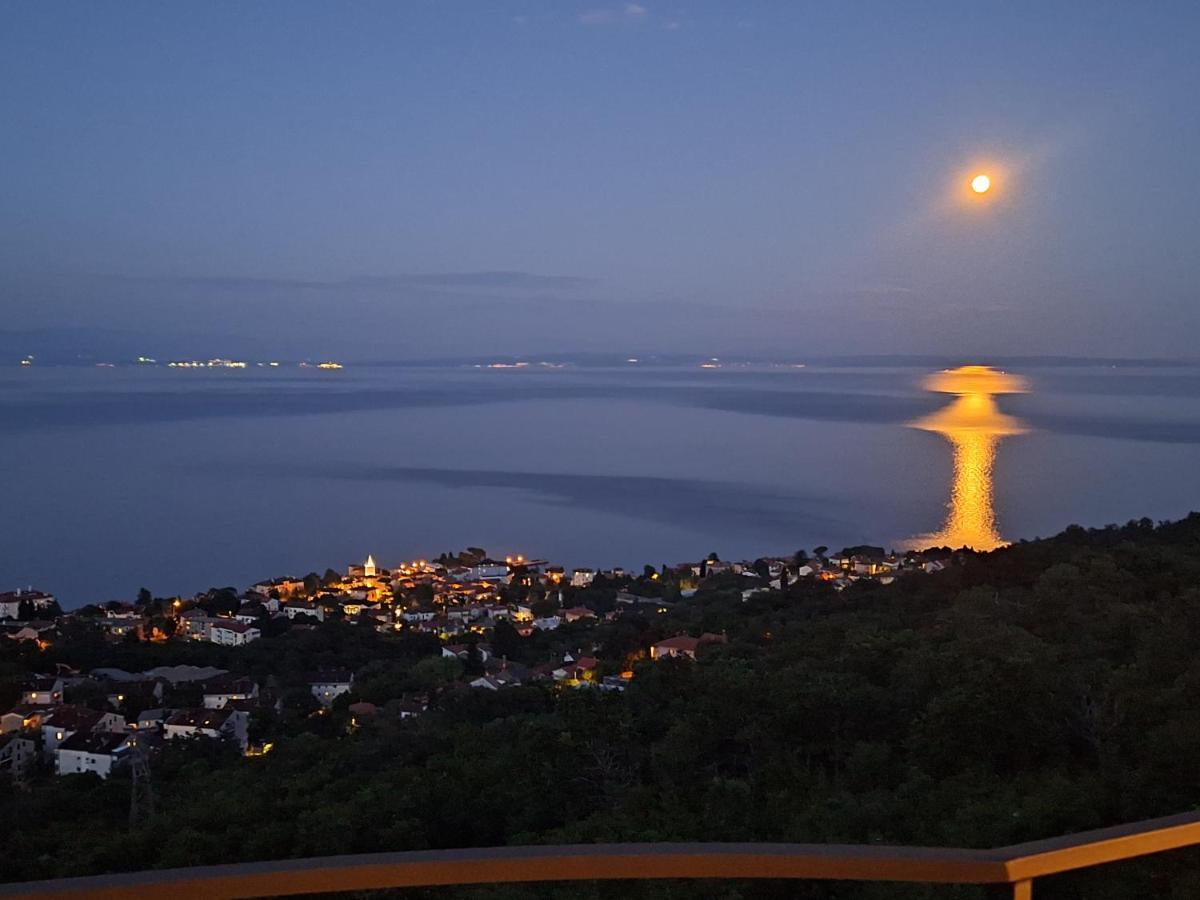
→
(2, 810, 1198, 899)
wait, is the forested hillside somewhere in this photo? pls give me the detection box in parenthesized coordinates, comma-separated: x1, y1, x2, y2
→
(6, 516, 1200, 898)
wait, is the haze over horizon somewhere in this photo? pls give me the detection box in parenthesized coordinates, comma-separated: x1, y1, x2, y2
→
(3, 2, 1199, 361)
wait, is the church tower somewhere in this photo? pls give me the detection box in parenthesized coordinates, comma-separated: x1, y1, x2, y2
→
(364, 554, 377, 577)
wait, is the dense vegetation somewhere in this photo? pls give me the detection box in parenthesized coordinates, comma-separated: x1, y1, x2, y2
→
(6, 516, 1200, 898)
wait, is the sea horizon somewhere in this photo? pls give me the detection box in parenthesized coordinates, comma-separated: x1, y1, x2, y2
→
(6, 358, 1200, 607)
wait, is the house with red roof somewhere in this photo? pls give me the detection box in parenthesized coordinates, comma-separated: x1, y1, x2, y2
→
(650, 632, 727, 661)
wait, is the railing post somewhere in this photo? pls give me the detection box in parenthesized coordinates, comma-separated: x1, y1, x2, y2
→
(1012, 879, 1032, 900)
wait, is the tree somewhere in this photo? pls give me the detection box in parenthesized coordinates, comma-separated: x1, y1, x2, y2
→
(530, 592, 559, 619)
(65, 679, 110, 710)
(196, 588, 239, 618)
(491, 620, 523, 661)
(464, 644, 485, 676)
(11, 514, 1200, 897)
(281, 685, 320, 716)
(409, 656, 462, 690)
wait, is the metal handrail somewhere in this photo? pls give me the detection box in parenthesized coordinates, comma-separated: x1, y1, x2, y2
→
(3, 810, 1198, 899)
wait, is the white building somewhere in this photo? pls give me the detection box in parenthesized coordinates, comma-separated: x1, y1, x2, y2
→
(570, 569, 596, 587)
(207, 621, 261, 646)
(462, 563, 509, 582)
(133, 709, 165, 732)
(179, 609, 218, 640)
(55, 732, 133, 779)
(0, 589, 56, 619)
(164, 708, 249, 751)
(202, 678, 259, 709)
(469, 671, 522, 690)
(0, 733, 36, 779)
(307, 671, 353, 708)
(283, 601, 325, 622)
(0, 705, 44, 735)
(22, 676, 64, 706)
(400, 610, 436, 623)
(41, 706, 125, 758)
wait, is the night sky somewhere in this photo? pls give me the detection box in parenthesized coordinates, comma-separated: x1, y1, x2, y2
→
(3, 2, 1198, 360)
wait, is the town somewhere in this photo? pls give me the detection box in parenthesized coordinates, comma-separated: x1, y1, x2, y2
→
(0, 544, 954, 786)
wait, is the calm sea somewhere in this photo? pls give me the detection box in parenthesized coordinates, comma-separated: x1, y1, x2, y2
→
(3, 362, 1199, 606)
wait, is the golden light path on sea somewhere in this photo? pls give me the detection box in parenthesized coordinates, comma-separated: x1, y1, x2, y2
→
(910, 365, 1029, 552)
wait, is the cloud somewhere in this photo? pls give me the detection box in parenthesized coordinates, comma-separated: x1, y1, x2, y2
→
(848, 283, 915, 296)
(108, 271, 598, 293)
(579, 4, 648, 26)
(346, 272, 597, 290)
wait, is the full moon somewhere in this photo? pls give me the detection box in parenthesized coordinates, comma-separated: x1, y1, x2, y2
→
(971, 174, 991, 193)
